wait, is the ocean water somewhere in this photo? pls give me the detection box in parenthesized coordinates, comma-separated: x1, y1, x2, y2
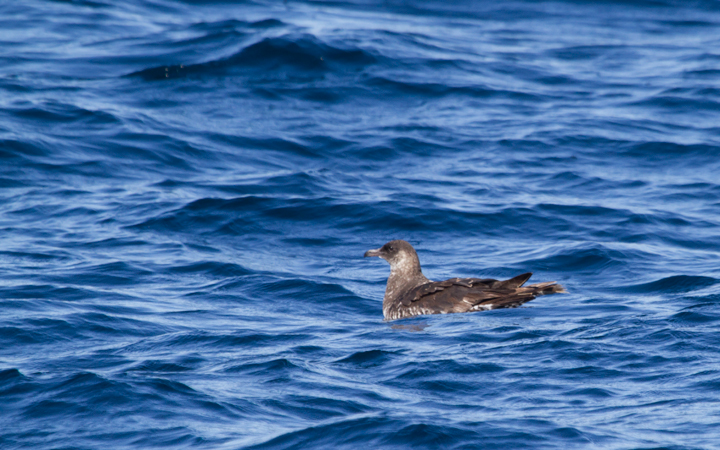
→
(2, 0, 720, 448)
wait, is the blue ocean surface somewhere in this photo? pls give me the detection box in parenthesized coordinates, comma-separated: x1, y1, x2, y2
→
(2, 0, 720, 448)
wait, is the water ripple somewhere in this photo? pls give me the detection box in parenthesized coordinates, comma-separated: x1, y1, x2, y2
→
(3, 0, 720, 449)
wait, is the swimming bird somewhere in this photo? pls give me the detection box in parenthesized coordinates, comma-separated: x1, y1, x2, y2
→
(364, 240, 566, 321)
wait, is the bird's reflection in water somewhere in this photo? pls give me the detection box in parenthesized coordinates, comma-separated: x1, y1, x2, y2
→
(390, 322, 429, 332)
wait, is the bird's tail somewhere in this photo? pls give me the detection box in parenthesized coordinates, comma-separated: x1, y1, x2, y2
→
(527, 281, 567, 295)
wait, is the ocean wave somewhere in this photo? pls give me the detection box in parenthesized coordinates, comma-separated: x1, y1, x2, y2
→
(4, 0, 720, 448)
(130, 34, 379, 81)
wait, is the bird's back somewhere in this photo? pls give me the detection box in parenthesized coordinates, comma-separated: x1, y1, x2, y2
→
(385, 273, 565, 320)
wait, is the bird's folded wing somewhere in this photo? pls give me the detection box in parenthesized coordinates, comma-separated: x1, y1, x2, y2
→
(402, 277, 499, 306)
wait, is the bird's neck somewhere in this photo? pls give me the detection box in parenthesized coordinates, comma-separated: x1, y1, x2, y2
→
(383, 267, 430, 307)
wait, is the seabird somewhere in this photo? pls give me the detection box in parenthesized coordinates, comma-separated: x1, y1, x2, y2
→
(364, 240, 566, 321)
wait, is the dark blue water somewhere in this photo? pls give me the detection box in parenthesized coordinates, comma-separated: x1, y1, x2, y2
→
(2, 1, 720, 448)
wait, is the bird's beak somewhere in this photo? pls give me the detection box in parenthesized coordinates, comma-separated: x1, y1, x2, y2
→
(364, 248, 383, 258)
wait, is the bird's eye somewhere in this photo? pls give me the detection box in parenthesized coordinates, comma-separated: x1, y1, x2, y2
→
(388, 245, 394, 251)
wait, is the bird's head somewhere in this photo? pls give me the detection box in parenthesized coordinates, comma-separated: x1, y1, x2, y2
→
(364, 240, 421, 274)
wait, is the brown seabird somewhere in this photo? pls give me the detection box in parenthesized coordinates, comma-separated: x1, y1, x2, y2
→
(364, 239, 567, 321)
